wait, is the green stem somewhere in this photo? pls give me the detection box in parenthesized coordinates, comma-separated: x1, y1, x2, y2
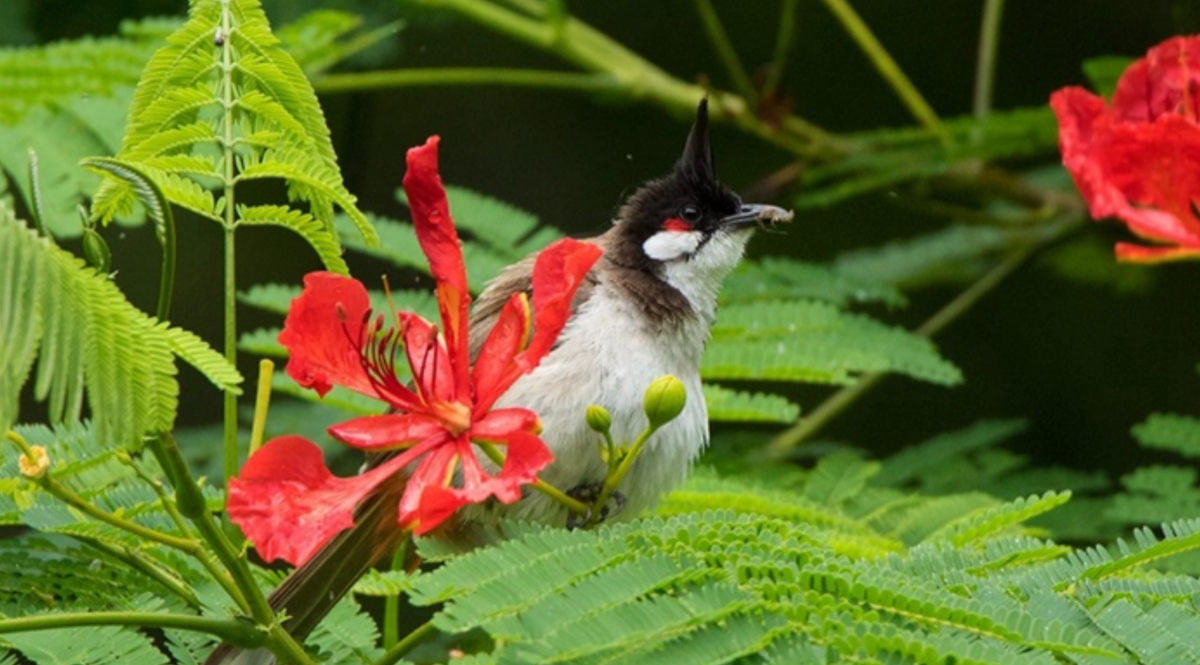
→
(816, 0, 949, 145)
(312, 68, 625, 96)
(0, 611, 265, 647)
(766, 247, 1034, 457)
(762, 0, 799, 99)
(371, 620, 438, 665)
(691, 0, 758, 104)
(590, 426, 656, 526)
(77, 537, 201, 608)
(409, 0, 842, 156)
(5, 432, 197, 551)
(382, 541, 408, 649)
(972, 0, 1006, 120)
(249, 359, 274, 456)
(476, 441, 591, 515)
(221, 0, 240, 487)
(154, 183, 177, 322)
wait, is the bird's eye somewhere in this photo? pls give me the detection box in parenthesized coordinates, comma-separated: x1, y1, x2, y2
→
(680, 205, 702, 223)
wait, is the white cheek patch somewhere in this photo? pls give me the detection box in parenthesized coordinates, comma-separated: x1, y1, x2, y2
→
(643, 230, 702, 261)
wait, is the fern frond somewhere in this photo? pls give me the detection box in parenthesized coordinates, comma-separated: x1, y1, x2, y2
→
(872, 419, 1029, 488)
(722, 256, 905, 307)
(91, 0, 375, 262)
(834, 224, 1033, 290)
(0, 205, 241, 444)
(1132, 413, 1200, 458)
(704, 299, 961, 386)
(236, 204, 348, 274)
(1080, 520, 1200, 582)
(802, 451, 880, 507)
(701, 384, 799, 423)
(928, 491, 1072, 547)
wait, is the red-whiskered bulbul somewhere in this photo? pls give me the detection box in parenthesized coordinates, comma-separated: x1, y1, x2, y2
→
(207, 99, 792, 665)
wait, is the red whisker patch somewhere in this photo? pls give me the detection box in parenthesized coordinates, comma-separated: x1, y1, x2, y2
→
(662, 218, 694, 232)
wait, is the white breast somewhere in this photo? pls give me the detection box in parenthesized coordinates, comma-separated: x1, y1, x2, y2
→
(490, 281, 710, 525)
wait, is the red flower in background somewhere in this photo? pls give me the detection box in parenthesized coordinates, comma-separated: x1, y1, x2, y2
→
(227, 136, 603, 566)
(1051, 35, 1200, 262)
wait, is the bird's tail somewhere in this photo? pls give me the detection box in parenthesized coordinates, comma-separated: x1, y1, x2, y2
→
(204, 477, 408, 665)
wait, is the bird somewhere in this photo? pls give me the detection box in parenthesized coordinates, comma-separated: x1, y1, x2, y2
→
(205, 98, 792, 664)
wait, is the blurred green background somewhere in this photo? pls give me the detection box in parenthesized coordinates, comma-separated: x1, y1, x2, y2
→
(7, 0, 1199, 476)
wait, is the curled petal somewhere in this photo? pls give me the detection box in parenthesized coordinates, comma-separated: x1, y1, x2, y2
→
(404, 136, 472, 401)
(472, 293, 531, 410)
(522, 239, 602, 365)
(330, 413, 447, 451)
(279, 272, 376, 398)
(402, 313, 456, 404)
(227, 436, 413, 566)
(471, 407, 542, 441)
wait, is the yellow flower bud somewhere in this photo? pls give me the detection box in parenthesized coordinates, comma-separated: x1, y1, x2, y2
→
(586, 405, 612, 433)
(19, 445, 50, 479)
(643, 375, 686, 429)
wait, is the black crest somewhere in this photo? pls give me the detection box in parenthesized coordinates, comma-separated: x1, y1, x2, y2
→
(614, 99, 740, 236)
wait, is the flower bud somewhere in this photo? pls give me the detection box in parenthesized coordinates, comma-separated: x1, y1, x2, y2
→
(586, 405, 612, 434)
(82, 227, 112, 273)
(19, 445, 50, 479)
(643, 375, 686, 429)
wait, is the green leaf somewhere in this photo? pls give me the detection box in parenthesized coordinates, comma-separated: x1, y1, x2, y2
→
(834, 224, 1031, 290)
(236, 204, 348, 274)
(1082, 55, 1134, 98)
(0, 203, 241, 445)
(1132, 413, 1200, 458)
(704, 299, 961, 386)
(722, 256, 905, 307)
(701, 384, 799, 423)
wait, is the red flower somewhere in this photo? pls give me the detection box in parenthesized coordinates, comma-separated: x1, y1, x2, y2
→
(228, 137, 603, 566)
(1052, 36, 1200, 262)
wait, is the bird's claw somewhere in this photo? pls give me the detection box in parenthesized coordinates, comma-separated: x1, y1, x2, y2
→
(564, 482, 626, 529)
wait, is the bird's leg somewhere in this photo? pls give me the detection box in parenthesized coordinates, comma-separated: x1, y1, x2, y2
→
(564, 482, 626, 529)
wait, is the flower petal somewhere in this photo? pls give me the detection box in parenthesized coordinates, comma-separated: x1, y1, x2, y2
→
(1115, 242, 1200, 263)
(473, 239, 602, 412)
(1112, 36, 1200, 124)
(472, 293, 531, 409)
(402, 312, 456, 404)
(397, 441, 463, 534)
(227, 435, 413, 566)
(471, 407, 541, 441)
(404, 136, 472, 403)
(330, 413, 447, 451)
(279, 272, 376, 398)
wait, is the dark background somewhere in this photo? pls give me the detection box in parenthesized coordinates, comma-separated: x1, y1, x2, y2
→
(8, 0, 1200, 476)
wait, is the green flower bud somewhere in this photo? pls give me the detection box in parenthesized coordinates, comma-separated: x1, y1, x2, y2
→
(643, 375, 686, 429)
(82, 227, 112, 273)
(586, 404, 612, 434)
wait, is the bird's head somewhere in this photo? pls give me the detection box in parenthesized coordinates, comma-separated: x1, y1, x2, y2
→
(609, 99, 792, 290)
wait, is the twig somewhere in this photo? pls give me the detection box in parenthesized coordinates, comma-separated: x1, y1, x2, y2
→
(816, 0, 949, 145)
(762, 0, 800, 100)
(691, 0, 758, 104)
(0, 611, 265, 647)
(372, 620, 438, 665)
(973, 0, 1007, 121)
(312, 68, 625, 95)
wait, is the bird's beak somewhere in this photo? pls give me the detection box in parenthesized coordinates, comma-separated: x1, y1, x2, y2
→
(719, 204, 794, 230)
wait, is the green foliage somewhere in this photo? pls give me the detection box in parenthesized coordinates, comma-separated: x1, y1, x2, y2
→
(795, 107, 1059, 209)
(1083, 55, 1134, 97)
(84, 0, 376, 270)
(0, 10, 391, 238)
(408, 484, 1200, 665)
(705, 299, 961, 386)
(1132, 413, 1200, 458)
(834, 224, 1035, 290)
(701, 385, 799, 424)
(0, 204, 240, 446)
